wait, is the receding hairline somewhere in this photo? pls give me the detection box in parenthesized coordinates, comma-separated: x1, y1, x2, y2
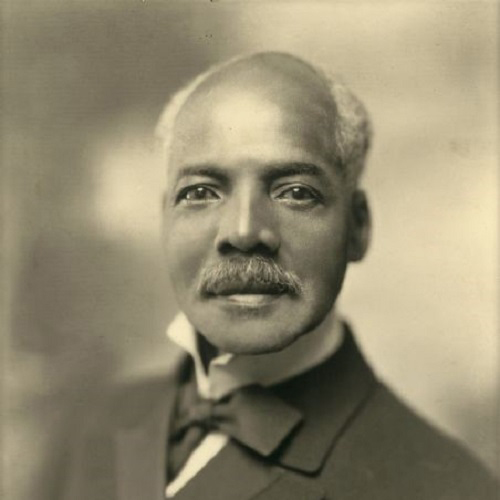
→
(187, 51, 334, 99)
(155, 51, 372, 188)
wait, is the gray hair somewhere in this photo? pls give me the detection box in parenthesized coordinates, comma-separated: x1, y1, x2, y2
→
(155, 52, 372, 187)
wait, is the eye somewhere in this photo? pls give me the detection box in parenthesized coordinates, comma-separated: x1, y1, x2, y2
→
(176, 185, 220, 205)
(275, 185, 322, 205)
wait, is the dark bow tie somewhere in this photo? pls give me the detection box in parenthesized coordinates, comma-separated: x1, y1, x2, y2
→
(167, 363, 303, 481)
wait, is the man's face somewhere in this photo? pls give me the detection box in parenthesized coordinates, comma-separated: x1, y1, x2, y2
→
(162, 61, 368, 354)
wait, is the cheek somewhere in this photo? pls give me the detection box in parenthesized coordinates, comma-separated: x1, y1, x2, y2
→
(283, 209, 348, 249)
(164, 215, 216, 288)
(282, 215, 349, 282)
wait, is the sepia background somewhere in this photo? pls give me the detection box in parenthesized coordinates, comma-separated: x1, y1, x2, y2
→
(2, 1, 498, 499)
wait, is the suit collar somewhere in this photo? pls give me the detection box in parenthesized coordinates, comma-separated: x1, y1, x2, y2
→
(166, 323, 376, 494)
(271, 323, 377, 473)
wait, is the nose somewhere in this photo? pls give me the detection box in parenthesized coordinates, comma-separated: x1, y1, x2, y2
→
(215, 185, 280, 255)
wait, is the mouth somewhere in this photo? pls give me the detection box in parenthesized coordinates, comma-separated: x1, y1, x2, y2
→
(209, 282, 287, 296)
(219, 293, 282, 306)
(205, 282, 288, 307)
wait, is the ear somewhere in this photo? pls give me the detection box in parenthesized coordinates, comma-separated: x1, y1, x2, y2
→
(347, 189, 371, 262)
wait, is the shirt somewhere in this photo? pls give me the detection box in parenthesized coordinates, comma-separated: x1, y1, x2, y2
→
(165, 308, 344, 497)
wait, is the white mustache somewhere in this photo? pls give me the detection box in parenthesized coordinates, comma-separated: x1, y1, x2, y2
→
(198, 256, 303, 296)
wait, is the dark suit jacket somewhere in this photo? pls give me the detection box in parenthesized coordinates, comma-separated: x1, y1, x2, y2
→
(61, 326, 497, 500)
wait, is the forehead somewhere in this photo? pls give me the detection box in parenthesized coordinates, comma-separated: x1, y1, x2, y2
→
(169, 56, 339, 176)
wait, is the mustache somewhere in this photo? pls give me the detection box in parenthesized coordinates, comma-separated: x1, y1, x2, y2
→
(198, 256, 303, 296)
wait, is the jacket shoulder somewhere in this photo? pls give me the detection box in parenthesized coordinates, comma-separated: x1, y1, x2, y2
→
(86, 353, 186, 430)
(59, 355, 186, 500)
(323, 383, 498, 499)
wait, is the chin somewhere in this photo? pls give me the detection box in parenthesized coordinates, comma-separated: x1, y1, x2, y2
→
(198, 310, 327, 356)
(203, 324, 303, 355)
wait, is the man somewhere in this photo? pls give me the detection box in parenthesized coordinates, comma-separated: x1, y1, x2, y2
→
(63, 52, 497, 499)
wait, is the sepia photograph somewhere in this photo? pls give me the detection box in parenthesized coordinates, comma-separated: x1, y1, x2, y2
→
(2, 1, 498, 499)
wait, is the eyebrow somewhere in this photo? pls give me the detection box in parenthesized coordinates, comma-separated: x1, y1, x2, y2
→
(174, 161, 334, 185)
(262, 162, 329, 183)
(175, 165, 228, 184)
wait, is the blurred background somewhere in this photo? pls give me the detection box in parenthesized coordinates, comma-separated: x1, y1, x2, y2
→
(2, 1, 498, 498)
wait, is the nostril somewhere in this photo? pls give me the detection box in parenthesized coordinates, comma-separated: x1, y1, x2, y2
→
(217, 241, 236, 255)
(217, 240, 278, 258)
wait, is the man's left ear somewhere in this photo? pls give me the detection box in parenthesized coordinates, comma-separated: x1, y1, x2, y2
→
(347, 189, 371, 262)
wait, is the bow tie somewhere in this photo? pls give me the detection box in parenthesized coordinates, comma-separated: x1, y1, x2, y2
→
(167, 362, 303, 481)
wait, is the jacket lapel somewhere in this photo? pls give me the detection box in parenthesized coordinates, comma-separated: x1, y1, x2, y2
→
(272, 324, 377, 474)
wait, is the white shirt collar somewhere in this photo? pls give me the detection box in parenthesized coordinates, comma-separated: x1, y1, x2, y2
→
(166, 308, 344, 400)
